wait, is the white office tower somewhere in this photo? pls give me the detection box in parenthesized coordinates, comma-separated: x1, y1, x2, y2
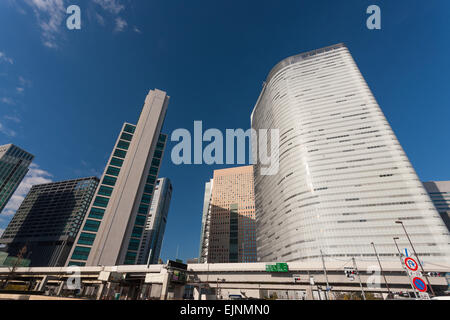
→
(251, 43, 450, 264)
(67, 89, 169, 266)
(198, 179, 213, 263)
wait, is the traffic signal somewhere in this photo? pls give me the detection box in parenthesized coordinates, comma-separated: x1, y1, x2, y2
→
(344, 267, 355, 280)
(427, 272, 440, 277)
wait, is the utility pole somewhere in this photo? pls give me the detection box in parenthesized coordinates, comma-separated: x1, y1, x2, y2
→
(395, 221, 435, 296)
(371, 242, 393, 299)
(352, 257, 366, 300)
(393, 237, 418, 299)
(320, 249, 330, 300)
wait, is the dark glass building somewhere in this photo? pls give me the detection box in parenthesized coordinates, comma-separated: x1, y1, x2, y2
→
(0, 176, 99, 267)
(0, 144, 34, 214)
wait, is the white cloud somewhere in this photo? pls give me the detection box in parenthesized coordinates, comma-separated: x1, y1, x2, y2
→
(4, 115, 21, 123)
(16, 87, 24, 93)
(24, 0, 66, 49)
(0, 52, 14, 64)
(95, 12, 106, 26)
(18, 76, 31, 86)
(133, 26, 141, 34)
(114, 17, 127, 32)
(1, 97, 15, 105)
(92, 0, 128, 32)
(2, 163, 53, 216)
(0, 123, 16, 137)
(93, 0, 124, 15)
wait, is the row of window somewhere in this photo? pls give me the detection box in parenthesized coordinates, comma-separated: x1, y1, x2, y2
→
(69, 125, 137, 264)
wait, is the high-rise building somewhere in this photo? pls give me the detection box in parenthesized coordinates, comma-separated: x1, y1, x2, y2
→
(0, 177, 99, 267)
(66, 89, 169, 266)
(198, 179, 213, 263)
(137, 178, 172, 265)
(199, 166, 256, 263)
(0, 144, 34, 214)
(423, 181, 450, 232)
(251, 43, 450, 263)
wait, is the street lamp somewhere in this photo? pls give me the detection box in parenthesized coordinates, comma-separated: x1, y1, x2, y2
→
(371, 242, 393, 298)
(395, 221, 435, 296)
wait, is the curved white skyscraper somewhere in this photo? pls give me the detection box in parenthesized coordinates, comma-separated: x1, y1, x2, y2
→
(251, 43, 450, 264)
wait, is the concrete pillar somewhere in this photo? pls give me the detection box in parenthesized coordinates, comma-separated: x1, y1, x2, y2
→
(96, 282, 106, 300)
(194, 285, 202, 300)
(33, 280, 41, 291)
(56, 281, 65, 296)
(160, 273, 170, 300)
(80, 285, 87, 296)
(306, 286, 313, 300)
(37, 275, 49, 292)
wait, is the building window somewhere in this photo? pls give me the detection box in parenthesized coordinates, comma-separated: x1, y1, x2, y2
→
(98, 186, 113, 197)
(88, 207, 105, 220)
(113, 149, 127, 159)
(102, 176, 117, 186)
(83, 219, 101, 232)
(141, 194, 152, 204)
(71, 246, 91, 261)
(120, 132, 133, 141)
(117, 140, 130, 150)
(93, 196, 109, 208)
(106, 166, 121, 177)
(135, 215, 146, 226)
(124, 124, 136, 134)
(78, 232, 96, 245)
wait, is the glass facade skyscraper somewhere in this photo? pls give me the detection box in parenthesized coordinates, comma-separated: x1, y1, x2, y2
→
(66, 89, 169, 266)
(251, 43, 450, 263)
(0, 144, 34, 214)
(137, 178, 172, 265)
(0, 177, 99, 267)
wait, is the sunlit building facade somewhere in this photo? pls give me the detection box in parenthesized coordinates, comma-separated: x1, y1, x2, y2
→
(200, 166, 256, 263)
(251, 43, 450, 263)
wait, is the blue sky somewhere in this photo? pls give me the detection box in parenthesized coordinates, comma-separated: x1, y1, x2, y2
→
(0, 0, 449, 263)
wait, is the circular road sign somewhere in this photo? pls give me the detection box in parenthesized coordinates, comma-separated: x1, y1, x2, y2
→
(412, 277, 427, 292)
(404, 257, 418, 271)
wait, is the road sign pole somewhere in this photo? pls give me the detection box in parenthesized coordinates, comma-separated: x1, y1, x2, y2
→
(393, 237, 418, 299)
(396, 221, 435, 296)
(320, 249, 330, 300)
(371, 242, 393, 299)
(352, 257, 366, 300)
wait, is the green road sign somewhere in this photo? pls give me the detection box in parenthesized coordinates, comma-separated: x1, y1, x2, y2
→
(266, 263, 288, 272)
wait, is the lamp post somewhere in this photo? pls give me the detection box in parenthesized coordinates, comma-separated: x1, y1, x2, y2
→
(371, 242, 393, 299)
(393, 237, 418, 298)
(395, 221, 435, 296)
